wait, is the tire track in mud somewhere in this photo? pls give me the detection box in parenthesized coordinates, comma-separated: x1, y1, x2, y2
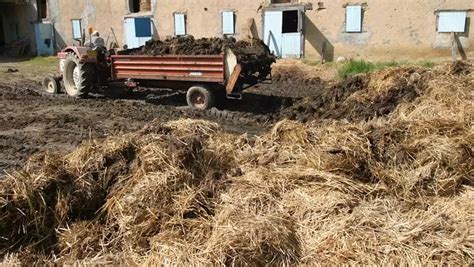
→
(1, 65, 428, 177)
(0, 84, 280, 177)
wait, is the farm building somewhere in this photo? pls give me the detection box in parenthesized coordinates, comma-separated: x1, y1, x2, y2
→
(1, 0, 473, 60)
(0, 0, 48, 56)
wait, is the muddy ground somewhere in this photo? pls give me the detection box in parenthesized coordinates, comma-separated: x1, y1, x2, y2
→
(0, 74, 309, 176)
(0, 57, 428, 177)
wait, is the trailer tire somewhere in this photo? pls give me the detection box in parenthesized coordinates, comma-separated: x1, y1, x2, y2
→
(186, 85, 215, 110)
(63, 53, 94, 98)
(43, 75, 60, 94)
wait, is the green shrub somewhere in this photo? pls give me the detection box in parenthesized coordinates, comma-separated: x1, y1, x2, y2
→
(418, 60, 436, 68)
(337, 60, 402, 79)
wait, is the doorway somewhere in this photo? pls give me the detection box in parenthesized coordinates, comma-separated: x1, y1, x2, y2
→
(264, 9, 304, 58)
(0, 16, 4, 46)
(282, 10, 298, 33)
(38, 0, 48, 19)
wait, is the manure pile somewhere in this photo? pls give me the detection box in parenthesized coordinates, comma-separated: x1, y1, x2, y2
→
(1, 62, 473, 265)
(280, 66, 431, 122)
(121, 36, 276, 83)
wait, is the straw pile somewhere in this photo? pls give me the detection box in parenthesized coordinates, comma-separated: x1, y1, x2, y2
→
(1, 62, 473, 265)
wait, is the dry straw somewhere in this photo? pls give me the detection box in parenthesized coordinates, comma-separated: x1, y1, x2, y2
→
(1, 62, 473, 265)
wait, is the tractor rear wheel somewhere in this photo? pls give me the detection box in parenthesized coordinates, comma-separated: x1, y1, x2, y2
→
(186, 85, 215, 110)
(62, 53, 94, 97)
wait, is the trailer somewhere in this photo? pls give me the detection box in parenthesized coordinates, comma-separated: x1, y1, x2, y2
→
(44, 45, 271, 110)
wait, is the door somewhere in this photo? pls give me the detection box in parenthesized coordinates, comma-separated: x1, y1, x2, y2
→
(34, 22, 54, 56)
(263, 10, 303, 58)
(124, 17, 152, 49)
(264, 11, 283, 58)
(281, 33, 301, 58)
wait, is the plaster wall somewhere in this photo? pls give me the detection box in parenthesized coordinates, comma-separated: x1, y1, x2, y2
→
(50, 0, 473, 60)
(304, 0, 473, 60)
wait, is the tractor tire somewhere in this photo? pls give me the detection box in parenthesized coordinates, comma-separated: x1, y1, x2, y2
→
(43, 75, 60, 94)
(62, 53, 94, 98)
(186, 85, 215, 110)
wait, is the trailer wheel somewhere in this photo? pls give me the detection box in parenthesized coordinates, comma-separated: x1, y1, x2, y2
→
(63, 53, 94, 98)
(43, 75, 60, 94)
(186, 85, 215, 110)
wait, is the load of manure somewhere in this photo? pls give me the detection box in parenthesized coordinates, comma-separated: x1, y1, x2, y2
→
(120, 36, 276, 84)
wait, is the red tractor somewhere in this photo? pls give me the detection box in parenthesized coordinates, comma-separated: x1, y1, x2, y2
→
(44, 44, 272, 110)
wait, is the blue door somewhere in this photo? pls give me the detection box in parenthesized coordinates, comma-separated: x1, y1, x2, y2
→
(34, 22, 55, 56)
(124, 17, 152, 49)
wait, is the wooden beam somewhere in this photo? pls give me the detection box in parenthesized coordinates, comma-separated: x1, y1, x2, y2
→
(451, 32, 457, 62)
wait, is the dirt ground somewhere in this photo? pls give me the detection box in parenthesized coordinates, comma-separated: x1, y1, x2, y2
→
(0, 56, 438, 177)
(0, 83, 291, 176)
(0, 58, 314, 176)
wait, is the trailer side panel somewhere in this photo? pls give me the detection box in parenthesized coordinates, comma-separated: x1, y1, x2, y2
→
(111, 55, 225, 83)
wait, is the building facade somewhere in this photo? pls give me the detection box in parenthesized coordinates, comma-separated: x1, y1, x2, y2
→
(1, 0, 473, 60)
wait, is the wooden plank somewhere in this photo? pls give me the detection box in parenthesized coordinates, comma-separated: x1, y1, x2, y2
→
(226, 64, 242, 94)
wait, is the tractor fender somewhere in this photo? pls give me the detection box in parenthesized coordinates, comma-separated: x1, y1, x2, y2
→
(58, 46, 97, 63)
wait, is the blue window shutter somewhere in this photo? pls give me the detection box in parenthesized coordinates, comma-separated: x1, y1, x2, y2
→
(438, 11, 466, 32)
(222, 11, 235, 34)
(174, 13, 186, 36)
(135, 17, 152, 37)
(346, 5, 362, 32)
(72, 19, 82, 39)
(135, 18, 152, 37)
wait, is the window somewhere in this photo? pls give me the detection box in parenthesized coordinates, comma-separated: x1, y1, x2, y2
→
(130, 0, 151, 13)
(174, 13, 186, 36)
(271, 0, 292, 3)
(38, 0, 48, 19)
(282, 10, 298, 33)
(437, 11, 467, 33)
(71, 19, 82, 39)
(222, 11, 235, 35)
(345, 5, 362, 33)
(130, 0, 140, 13)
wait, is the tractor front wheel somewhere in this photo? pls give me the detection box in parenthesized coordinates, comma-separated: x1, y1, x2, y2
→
(62, 53, 94, 97)
(43, 75, 60, 94)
